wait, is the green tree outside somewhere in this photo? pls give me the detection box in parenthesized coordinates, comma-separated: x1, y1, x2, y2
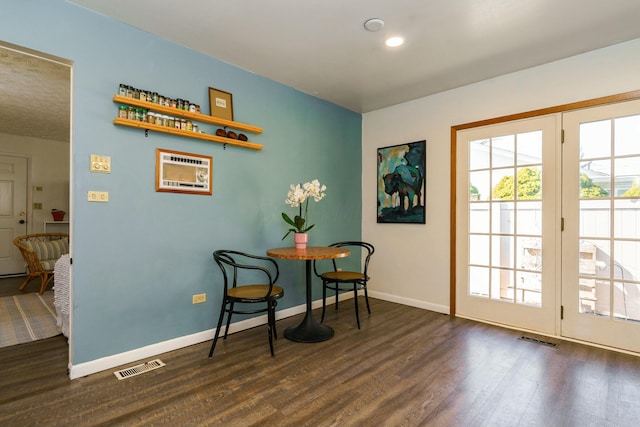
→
(492, 167, 541, 200)
(623, 180, 640, 197)
(469, 184, 479, 200)
(579, 173, 608, 198)
(491, 167, 608, 200)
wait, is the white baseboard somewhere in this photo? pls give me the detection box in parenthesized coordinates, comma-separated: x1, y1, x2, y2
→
(69, 291, 446, 379)
(368, 290, 449, 315)
(69, 329, 216, 379)
(69, 295, 339, 379)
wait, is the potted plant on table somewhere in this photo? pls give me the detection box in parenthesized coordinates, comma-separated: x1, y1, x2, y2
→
(51, 209, 66, 221)
(282, 179, 327, 249)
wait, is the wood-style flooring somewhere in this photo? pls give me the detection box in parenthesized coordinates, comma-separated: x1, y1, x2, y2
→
(0, 275, 37, 297)
(1, 297, 640, 426)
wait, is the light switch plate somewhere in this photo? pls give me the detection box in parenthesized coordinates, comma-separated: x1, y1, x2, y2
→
(90, 155, 111, 173)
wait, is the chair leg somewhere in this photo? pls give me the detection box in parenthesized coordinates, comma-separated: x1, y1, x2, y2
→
(363, 283, 371, 314)
(353, 283, 361, 329)
(321, 280, 328, 323)
(40, 274, 54, 295)
(18, 274, 36, 292)
(223, 302, 234, 339)
(270, 299, 278, 340)
(267, 300, 275, 356)
(209, 301, 228, 358)
(267, 326, 274, 356)
(335, 283, 339, 311)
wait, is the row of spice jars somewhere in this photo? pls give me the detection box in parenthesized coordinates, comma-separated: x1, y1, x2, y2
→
(118, 105, 200, 132)
(118, 105, 148, 121)
(118, 84, 201, 113)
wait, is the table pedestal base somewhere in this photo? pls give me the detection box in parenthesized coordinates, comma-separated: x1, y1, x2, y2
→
(266, 251, 348, 344)
(284, 312, 334, 343)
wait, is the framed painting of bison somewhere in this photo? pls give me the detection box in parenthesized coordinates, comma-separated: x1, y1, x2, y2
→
(377, 140, 426, 224)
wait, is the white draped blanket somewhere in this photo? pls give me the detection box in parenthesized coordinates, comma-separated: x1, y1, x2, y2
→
(54, 254, 70, 337)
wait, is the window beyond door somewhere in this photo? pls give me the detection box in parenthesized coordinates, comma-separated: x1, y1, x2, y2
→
(468, 131, 543, 305)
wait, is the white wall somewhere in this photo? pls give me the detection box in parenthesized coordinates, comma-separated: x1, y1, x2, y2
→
(1, 133, 70, 233)
(362, 38, 640, 313)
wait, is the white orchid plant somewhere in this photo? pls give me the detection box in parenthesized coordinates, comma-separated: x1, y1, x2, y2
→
(282, 179, 327, 240)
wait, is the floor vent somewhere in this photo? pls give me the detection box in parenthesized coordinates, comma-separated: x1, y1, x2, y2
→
(113, 359, 166, 380)
(519, 336, 557, 348)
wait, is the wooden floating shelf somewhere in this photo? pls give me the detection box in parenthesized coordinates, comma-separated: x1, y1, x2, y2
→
(113, 95, 263, 134)
(113, 118, 263, 150)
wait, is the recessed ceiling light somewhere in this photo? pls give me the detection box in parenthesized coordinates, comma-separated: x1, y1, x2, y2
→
(364, 18, 384, 32)
(385, 37, 404, 47)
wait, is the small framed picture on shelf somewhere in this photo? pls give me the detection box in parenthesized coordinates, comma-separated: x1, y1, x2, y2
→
(209, 87, 234, 121)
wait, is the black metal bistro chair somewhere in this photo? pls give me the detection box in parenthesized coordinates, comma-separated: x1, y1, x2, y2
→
(313, 241, 375, 329)
(209, 250, 284, 358)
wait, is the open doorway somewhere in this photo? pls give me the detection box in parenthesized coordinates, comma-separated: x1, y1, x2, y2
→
(0, 41, 71, 351)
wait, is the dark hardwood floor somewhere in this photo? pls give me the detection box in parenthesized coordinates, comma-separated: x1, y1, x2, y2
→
(1, 297, 640, 426)
(0, 275, 39, 297)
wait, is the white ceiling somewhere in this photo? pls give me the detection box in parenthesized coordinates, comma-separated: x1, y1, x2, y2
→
(70, 0, 640, 113)
(2, 1, 640, 143)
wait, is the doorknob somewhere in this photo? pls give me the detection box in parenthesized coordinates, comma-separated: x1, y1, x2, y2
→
(19, 219, 25, 224)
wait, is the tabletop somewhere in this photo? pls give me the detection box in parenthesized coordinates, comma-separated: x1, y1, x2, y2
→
(266, 246, 350, 260)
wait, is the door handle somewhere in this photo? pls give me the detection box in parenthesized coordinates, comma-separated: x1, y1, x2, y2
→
(19, 220, 25, 224)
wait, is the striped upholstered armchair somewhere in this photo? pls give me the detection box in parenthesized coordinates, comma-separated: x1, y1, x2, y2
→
(13, 233, 69, 295)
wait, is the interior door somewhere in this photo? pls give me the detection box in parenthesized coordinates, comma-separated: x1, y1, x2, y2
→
(562, 99, 640, 353)
(456, 115, 560, 334)
(0, 154, 28, 275)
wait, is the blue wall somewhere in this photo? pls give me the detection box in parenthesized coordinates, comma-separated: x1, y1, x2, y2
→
(1, 1, 362, 363)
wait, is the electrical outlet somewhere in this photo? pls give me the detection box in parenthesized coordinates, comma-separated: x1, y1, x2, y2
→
(87, 191, 109, 202)
(192, 293, 206, 304)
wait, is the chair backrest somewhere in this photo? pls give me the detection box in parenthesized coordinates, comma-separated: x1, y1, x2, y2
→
(314, 241, 375, 277)
(213, 250, 280, 298)
(13, 233, 69, 272)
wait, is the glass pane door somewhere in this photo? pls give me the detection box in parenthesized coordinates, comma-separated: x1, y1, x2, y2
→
(562, 99, 640, 353)
(457, 116, 558, 334)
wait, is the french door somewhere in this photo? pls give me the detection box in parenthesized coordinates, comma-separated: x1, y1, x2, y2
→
(456, 115, 560, 334)
(456, 99, 640, 353)
(562, 100, 640, 353)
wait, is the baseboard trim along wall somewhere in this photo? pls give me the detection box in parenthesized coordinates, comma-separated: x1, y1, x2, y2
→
(69, 291, 448, 379)
(69, 295, 337, 379)
(368, 290, 449, 314)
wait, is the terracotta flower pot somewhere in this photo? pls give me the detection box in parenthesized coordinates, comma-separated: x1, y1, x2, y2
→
(51, 210, 65, 221)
